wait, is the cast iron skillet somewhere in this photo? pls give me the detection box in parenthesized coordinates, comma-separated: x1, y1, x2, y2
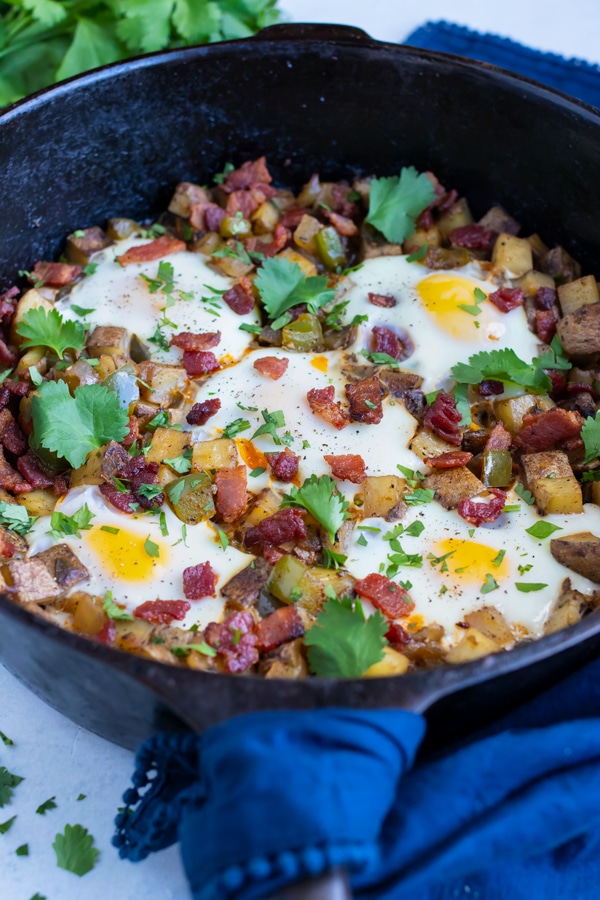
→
(0, 28, 600, 891)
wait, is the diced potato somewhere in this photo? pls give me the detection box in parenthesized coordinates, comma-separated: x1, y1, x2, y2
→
(16, 489, 56, 517)
(191, 232, 221, 256)
(403, 226, 441, 254)
(550, 532, 600, 584)
(516, 270, 555, 295)
(558, 275, 600, 316)
(259, 638, 308, 680)
(521, 450, 583, 515)
(445, 627, 503, 664)
(252, 200, 280, 235)
(146, 427, 191, 465)
(321, 518, 355, 557)
(592, 480, 600, 506)
(165, 471, 215, 525)
(363, 646, 409, 677)
(137, 361, 189, 406)
(267, 556, 353, 619)
(526, 233, 549, 260)
(544, 581, 597, 634)
(211, 241, 254, 278)
(168, 182, 210, 219)
(556, 302, 600, 360)
(86, 325, 129, 357)
(106, 218, 139, 240)
(492, 232, 533, 276)
(2, 558, 61, 604)
(463, 606, 513, 646)
(437, 198, 473, 240)
(9, 289, 53, 346)
(359, 475, 406, 519)
(65, 591, 107, 635)
(423, 468, 484, 510)
(192, 438, 239, 471)
(494, 393, 554, 434)
(409, 429, 457, 460)
(277, 247, 318, 277)
(360, 223, 403, 259)
(14, 347, 47, 378)
(293, 213, 322, 255)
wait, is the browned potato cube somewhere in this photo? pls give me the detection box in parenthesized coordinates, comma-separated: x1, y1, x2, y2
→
(526, 233, 549, 261)
(479, 206, 520, 235)
(168, 182, 211, 219)
(445, 627, 503, 664)
(410, 429, 458, 460)
(521, 450, 583, 515)
(191, 438, 239, 471)
(65, 226, 112, 265)
(363, 646, 409, 677)
(34, 543, 89, 590)
(516, 270, 555, 295)
(146, 427, 191, 465)
(424, 467, 484, 510)
(252, 200, 280, 235)
(293, 214, 322, 255)
(492, 233, 533, 276)
(494, 394, 554, 434)
(464, 606, 513, 646)
(437, 198, 473, 240)
(544, 580, 598, 634)
(16, 489, 56, 517)
(3, 558, 61, 604)
(558, 275, 600, 316)
(550, 532, 600, 583)
(277, 247, 318, 277)
(87, 325, 129, 357)
(403, 226, 442, 254)
(138, 361, 189, 406)
(359, 475, 406, 519)
(556, 302, 600, 360)
(540, 246, 581, 282)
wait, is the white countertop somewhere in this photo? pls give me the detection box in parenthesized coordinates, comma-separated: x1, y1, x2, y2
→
(2, 3, 598, 898)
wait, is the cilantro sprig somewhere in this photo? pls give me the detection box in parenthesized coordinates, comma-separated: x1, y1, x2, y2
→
(282, 474, 350, 542)
(17, 307, 86, 359)
(582, 411, 600, 465)
(451, 348, 553, 394)
(304, 596, 387, 678)
(255, 257, 335, 325)
(365, 167, 436, 243)
(31, 381, 129, 469)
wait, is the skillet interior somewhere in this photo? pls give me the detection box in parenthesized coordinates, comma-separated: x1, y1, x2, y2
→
(1, 23, 600, 749)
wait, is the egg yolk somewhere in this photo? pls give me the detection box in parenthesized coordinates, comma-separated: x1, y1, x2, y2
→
(417, 274, 491, 340)
(311, 355, 329, 373)
(86, 525, 169, 582)
(434, 538, 509, 584)
(236, 438, 267, 470)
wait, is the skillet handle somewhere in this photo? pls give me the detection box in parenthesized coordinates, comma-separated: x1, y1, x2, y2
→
(251, 22, 373, 43)
(264, 867, 352, 900)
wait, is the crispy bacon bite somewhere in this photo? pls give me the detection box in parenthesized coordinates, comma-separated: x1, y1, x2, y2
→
(134, 599, 191, 624)
(256, 606, 305, 652)
(485, 423, 512, 451)
(458, 488, 507, 526)
(189, 201, 226, 232)
(214, 466, 248, 523)
(368, 292, 397, 308)
(186, 398, 221, 426)
(371, 326, 414, 362)
(253, 356, 289, 380)
(222, 277, 255, 315)
(221, 156, 272, 192)
(449, 223, 495, 252)
(116, 233, 185, 265)
(307, 385, 350, 430)
(515, 408, 584, 453)
(324, 453, 366, 483)
(354, 573, 414, 619)
(182, 350, 220, 377)
(170, 331, 221, 351)
(488, 286, 524, 313)
(29, 261, 81, 286)
(205, 610, 258, 673)
(245, 508, 307, 555)
(345, 377, 384, 424)
(424, 450, 473, 469)
(266, 448, 300, 482)
(424, 392, 462, 445)
(183, 562, 217, 600)
(0, 446, 31, 492)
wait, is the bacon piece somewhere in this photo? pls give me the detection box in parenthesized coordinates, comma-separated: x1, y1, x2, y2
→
(449, 223, 496, 252)
(266, 448, 300, 482)
(100, 456, 163, 512)
(189, 201, 226, 232)
(0, 387, 9, 411)
(214, 466, 247, 523)
(488, 286, 525, 313)
(323, 453, 366, 483)
(478, 380, 504, 396)
(535, 286, 557, 309)
(170, 331, 221, 351)
(307, 385, 349, 431)
(245, 223, 290, 259)
(0, 340, 16, 367)
(485, 423, 512, 452)
(222, 157, 272, 192)
(5, 380, 29, 397)
(424, 392, 462, 445)
(535, 309, 558, 343)
(52, 472, 70, 497)
(183, 562, 217, 600)
(100, 482, 135, 512)
(134, 599, 191, 624)
(116, 234, 186, 265)
(0, 286, 19, 325)
(0, 446, 31, 492)
(385, 622, 411, 650)
(515, 408, 584, 453)
(458, 488, 507, 526)
(325, 210, 358, 236)
(205, 610, 258, 673)
(263, 545, 284, 565)
(0, 409, 27, 456)
(424, 450, 473, 469)
(95, 619, 116, 646)
(186, 398, 221, 426)
(245, 508, 307, 554)
(354, 573, 414, 619)
(183, 350, 220, 377)
(331, 183, 359, 218)
(222, 277, 255, 315)
(281, 208, 308, 230)
(256, 606, 305, 652)
(226, 189, 261, 219)
(29, 261, 82, 286)
(371, 326, 414, 362)
(368, 292, 397, 308)
(16, 450, 52, 489)
(121, 416, 141, 449)
(345, 377, 384, 425)
(253, 356, 289, 380)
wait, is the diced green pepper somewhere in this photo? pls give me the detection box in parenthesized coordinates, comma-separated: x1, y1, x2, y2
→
(219, 215, 252, 239)
(482, 449, 513, 487)
(281, 313, 323, 352)
(314, 226, 346, 270)
(102, 363, 140, 410)
(165, 471, 215, 524)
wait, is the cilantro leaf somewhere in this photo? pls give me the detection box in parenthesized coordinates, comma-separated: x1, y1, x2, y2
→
(36, 796, 57, 815)
(365, 167, 436, 243)
(50, 504, 94, 540)
(282, 474, 350, 541)
(0, 501, 36, 536)
(17, 307, 86, 359)
(304, 596, 387, 678)
(0, 767, 24, 807)
(103, 591, 133, 622)
(255, 257, 334, 322)
(31, 381, 129, 469)
(0, 730, 14, 746)
(526, 521, 563, 539)
(0, 814, 16, 834)
(451, 348, 552, 394)
(53, 824, 99, 877)
(582, 411, 600, 464)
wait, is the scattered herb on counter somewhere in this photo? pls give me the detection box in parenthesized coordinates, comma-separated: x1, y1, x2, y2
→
(0, 766, 24, 807)
(36, 797, 57, 815)
(53, 823, 99, 876)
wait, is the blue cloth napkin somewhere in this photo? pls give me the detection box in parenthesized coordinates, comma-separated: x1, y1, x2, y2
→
(114, 25, 600, 899)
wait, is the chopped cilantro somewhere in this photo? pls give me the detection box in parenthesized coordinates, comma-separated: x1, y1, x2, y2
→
(249, 466, 266, 478)
(255, 256, 335, 322)
(216, 529, 229, 551)
(515, 484, 535, 505)
(148, 324, 170, 351)
(323, 548, 347, 569)
(503, 504, 521, 513)
(0, 501, 36, 536)
(282, 474, 350, 541)
(582, 411, 600, 464)
(17, 307, 86, 358)
(365, 167, 436, 243)
(251, 408, 287, 444)
(357, 533, 368, 546)
(49, 504, 94, 540)
(491, 550, 506, 568)
(144, 536, 160, 557)
(222, 418, 251, 439)
(213, 161, 235, 185)
(0, 730, 13, 747)
(136, 483, 163, 502)
(53, 824, 99, 877)
(481, 573, 499, 594)
(582, 470, 600, 482)
(103, 591, 133, 622)
(518, 563, 533, 576)
(28, 365, 43, 386)
(290, 587, 303, 601)
(36, 796, 57, 815)
(239, 322, 262, 334)
(0, 767, 24, 807)
(0, 814, 16, 833)
(163, 449, 192, 474)
(526, 521, 563, 540)
(31, 381, 128, 468)
(76, 795, 86, 802)
(453, 382, 472, 427)
(404, 488, 435, 505)
(16, 842, 28, 856)
(363, 350, 400, 368)
(100, 525, 119, 535)
(515, 583, 548, 593)
(304, 596, 387, 678)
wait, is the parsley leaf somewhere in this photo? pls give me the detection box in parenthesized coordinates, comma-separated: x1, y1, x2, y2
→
(31, 381, 129, 468)
(17, 307, 86, 359)
(304, 596, 387, 677)
(365, 167, 436, 243)
(582, 411, 600, 464)
(282, 474, 350, 541)
(255, 256, 335, 322)
(481, 573, 499, 594)
(451, 348, 552, 394)
(0, 767, 24, 807)
(53, 824, 99, 877)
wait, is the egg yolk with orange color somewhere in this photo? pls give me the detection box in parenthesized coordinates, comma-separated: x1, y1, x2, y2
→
(417, 273, 493, 340)
(433, 538, 509, 584)
(86, 526, 170, 582)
